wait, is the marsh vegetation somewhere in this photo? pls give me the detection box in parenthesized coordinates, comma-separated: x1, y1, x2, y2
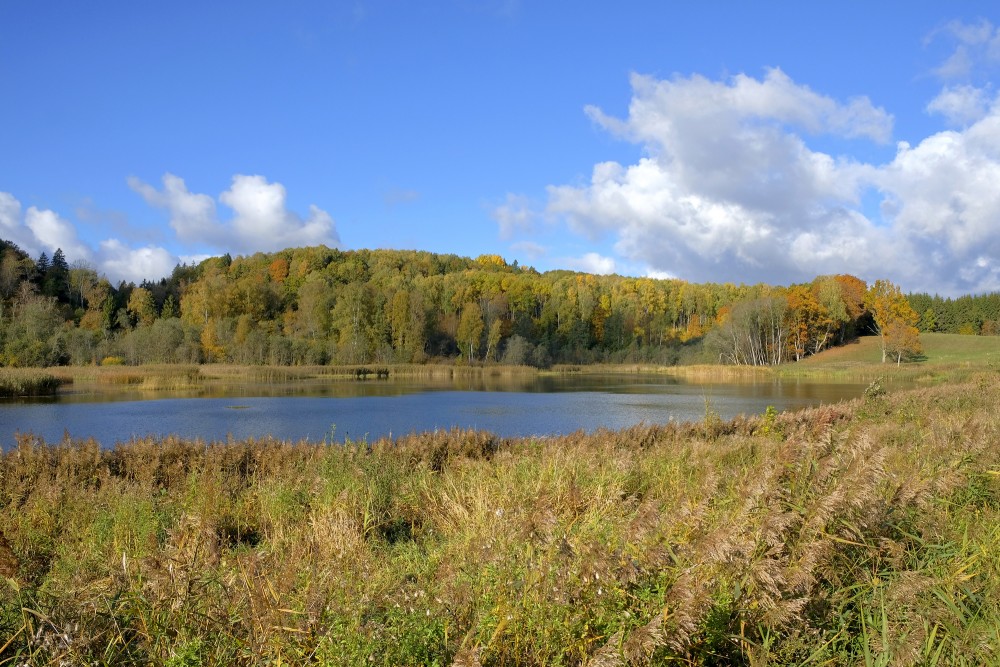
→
(1, 366, 998, 665)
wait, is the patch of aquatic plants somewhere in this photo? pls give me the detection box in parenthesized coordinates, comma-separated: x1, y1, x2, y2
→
(0, 369, 64, 398)
(0, 371, 998, 665)
(49, 364, 205, 392)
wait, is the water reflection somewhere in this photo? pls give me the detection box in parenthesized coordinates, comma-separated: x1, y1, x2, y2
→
(0, 374, 871, 450)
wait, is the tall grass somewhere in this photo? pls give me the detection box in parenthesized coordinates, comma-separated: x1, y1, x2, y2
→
(1, 370, 998, 665)
(0, 369, 64, 397)
(48, 364, 203, 391)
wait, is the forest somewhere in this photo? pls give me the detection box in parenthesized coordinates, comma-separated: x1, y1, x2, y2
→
(0, 238, 995, 369)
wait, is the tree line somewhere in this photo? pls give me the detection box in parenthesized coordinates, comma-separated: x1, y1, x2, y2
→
(907, 291, 1000, 336)
(0, 239, 962, 369)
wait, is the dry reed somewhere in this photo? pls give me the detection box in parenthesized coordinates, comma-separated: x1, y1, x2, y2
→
(0, 370, 998, 665)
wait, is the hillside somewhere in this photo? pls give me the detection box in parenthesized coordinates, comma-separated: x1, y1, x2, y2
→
(776, 333, 998, 386)
(2, 240, 998, 370)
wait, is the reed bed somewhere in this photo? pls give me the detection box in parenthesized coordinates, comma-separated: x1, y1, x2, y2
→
(0, 371, 998, 665)
(351, 364, 539, 379)
(199, 364, 325, 383)
(197, 363, 539, 383)
(46, 364, 204, 391)
(0, 369, 64, 398)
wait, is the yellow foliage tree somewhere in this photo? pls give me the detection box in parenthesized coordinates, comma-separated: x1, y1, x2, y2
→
(864, 279, 921, 364)
(127, 287, 157, 327)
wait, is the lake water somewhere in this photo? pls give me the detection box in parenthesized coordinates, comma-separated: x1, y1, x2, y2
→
(0, 374, 869, 449)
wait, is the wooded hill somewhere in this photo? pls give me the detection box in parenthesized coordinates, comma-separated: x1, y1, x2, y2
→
(0, 239, 994, 368)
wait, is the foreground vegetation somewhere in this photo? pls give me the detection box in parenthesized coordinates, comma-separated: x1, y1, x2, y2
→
(1, 366, 998, 665)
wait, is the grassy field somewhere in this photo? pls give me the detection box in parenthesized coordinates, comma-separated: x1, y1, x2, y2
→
(792, 333, 998, 366)
(1, 362, 998, 665)
(774, 333, 999, 382)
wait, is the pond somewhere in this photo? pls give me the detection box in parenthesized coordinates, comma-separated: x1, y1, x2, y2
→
(0, 374, 871, 450)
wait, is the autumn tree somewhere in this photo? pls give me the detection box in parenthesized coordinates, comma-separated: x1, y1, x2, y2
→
(485, 318, 503, 361)
(865, 279, 921, 363)
(707, 296, 788, 366)
(0, 247, 28, 306)
(127, 287, 157, 327)
(456, 301, 484, 362)
(330, 282, 374, 364)
(784, 285, 828, 361)
(809, 276, 849, 351)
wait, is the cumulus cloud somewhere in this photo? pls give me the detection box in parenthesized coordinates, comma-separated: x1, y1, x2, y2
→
(498, 68, 1000, 295)
(541, 69, 888, 283)
(3, 171, 341, 285)
(0, 193, 21, 231)
(130, 173, 340, 254)
(97, 239, 178, 285)
(128, 173, 221, 244)
(219, 175, 339, 252)
(563, 252, 616, 275)
(927, 85, 992, 125)
(0, 193, 30, 250)
(24, 207, 92, 261)
(0, 191, 180, 284)
(1, 196, 94, 264)
(586, 69, 892, 146)
(875, 114, 1000, 293)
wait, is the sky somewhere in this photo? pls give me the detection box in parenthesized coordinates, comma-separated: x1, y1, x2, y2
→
(2, 2, 1000, 296)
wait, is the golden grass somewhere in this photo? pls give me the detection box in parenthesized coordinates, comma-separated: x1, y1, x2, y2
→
(1, 368, 998, 665)
(0, 369, 65, 397)
(47, 364, 204, 391)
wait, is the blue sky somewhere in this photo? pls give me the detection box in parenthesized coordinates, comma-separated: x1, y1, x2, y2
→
(2, 2, 1000, 296)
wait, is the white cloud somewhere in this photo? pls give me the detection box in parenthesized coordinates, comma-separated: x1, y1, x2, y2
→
(0, 193, 40, 257)
(539, 70, 888, 284)
(930, 19, 1000, 80)
(0, 192, 22, 233)
(587, 69, 892, 146)
(128, 173, 222, 245)
(874, 113, 1000, 292)
(927, 85, 991, 125)
(499, 68, 1000, 295)
(4, 171, 342, 287)
(219, 175, 339, 252)
(563, 252, 616, 275)
(0, 192, 177, 283)
(129, 173, 341, 255)
(24, 206, 91, 260)
(492, 193, 537, 239)
(97, 239, 177, 286)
